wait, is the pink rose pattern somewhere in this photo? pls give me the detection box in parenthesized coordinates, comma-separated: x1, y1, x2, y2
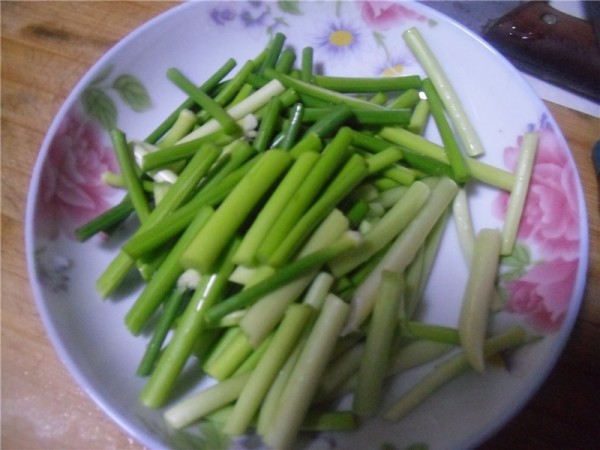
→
(358, 1, 428, 30)
(505, 257, 579, 332)
(493, 115, 581, 332)
(35, 108, 118, 240)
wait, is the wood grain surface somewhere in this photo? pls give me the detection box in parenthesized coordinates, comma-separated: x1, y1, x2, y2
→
(2, 2, 599, 449)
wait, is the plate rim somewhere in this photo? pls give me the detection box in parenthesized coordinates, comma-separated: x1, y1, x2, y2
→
(23, 1, 590, 449)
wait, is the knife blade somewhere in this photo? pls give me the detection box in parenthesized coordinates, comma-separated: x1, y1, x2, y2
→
(421, 1, 600, 103)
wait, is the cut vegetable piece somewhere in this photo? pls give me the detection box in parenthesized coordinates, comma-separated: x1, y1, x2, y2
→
(405, 208, 449, 318)
(111, 129, 151, 223)
(354, 271, 405, 417)
(233, 333, 274, 376)
(204, 231, 360, 325)
(121, 178, 233, 260)
(303, 104, 354, 140)
(387, 339, 455, 376)
(263, 294, 350, 449)
(403, 27, 485, 157)
(198, 60, 256, 124)
(180, 149, 292, 273)
(329, 180, 430, 277)
(319, 341, 365, 398)
(75, 195, 134, 242)
(407, 98, 430, 135)
(233, 151, 320, 267)
(382, 165, 417, 186)
(383, 326, 526, 421)
(265, 69, 387, 111)
(329, 338, 456, 401)
(267, 153, 368, 266)
(288, 132, 323, 158)
(224, 304, 313, 436)
(141, 129, 231, 171)
(239, 275, 316, 348)
(136, 287, 188, 376)
(252, 96, 282, 152)
(167, 67, 242, 136)
(203, 328, 253, 381)
(256, 330, 306, 435)
(96, 146, 223, 297)
(123, 206, 214, 335)
(278, 102, 305, 150)
(422, 78, 470, 182)
(139, 239, 238, 407)
(452, 186, 476, 265)
(257, 127, 353, 262)
(344, 177, 458, 334)
(301, 46, 314, 82)
(403, 322, 460, 345)
(156, 109, 197, 148)
(202, 327, 241, 370)
(365, 147, 405, 174)
(179, 79, 286, 143)
(377, 185, 408, 208)
(387, 88, 421, 109)
(501, 132, 539, 255)
(144, 57, 237, 144)
(164, 372, 250, 429)
(312, 74, 422, 93)
(258, 32, 286, 74)
(379, 127, 513, 191)
(458, 228, 502, 372)
(302, 272, 335, 310)
(144, 142, 220, 221)
(239, 209, 348, 347)
(276, 47, 297, 74)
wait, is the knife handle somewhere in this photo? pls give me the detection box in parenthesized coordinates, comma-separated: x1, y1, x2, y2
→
(483, 1, 600, 102)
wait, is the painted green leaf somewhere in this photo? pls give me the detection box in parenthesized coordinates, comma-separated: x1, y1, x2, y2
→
(112, 74, 152, 112)
(335, 0, 343, 17)
(81, 87, 117, 130)
(501, 242, 531, 268)
(373, 31, 386, 49)
(267, 18, 290, 36)
(499, 266, 526, 283)
(497, 285, 509, 301)
(88, 64, 114, 87)
(277, 0, 302, 15)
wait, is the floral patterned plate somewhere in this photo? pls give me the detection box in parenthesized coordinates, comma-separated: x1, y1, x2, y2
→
(25, 1, 588, 449)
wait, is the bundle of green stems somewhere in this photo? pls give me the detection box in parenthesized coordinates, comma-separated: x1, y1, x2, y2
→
(76, 28, 536, 449)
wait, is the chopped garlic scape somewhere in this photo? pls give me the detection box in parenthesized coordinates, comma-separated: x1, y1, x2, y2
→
(177, 268, 201, 291)
(132, 140, 178, 184)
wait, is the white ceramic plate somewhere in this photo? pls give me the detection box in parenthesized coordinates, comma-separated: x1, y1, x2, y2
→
(25, 2, 589, 449)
